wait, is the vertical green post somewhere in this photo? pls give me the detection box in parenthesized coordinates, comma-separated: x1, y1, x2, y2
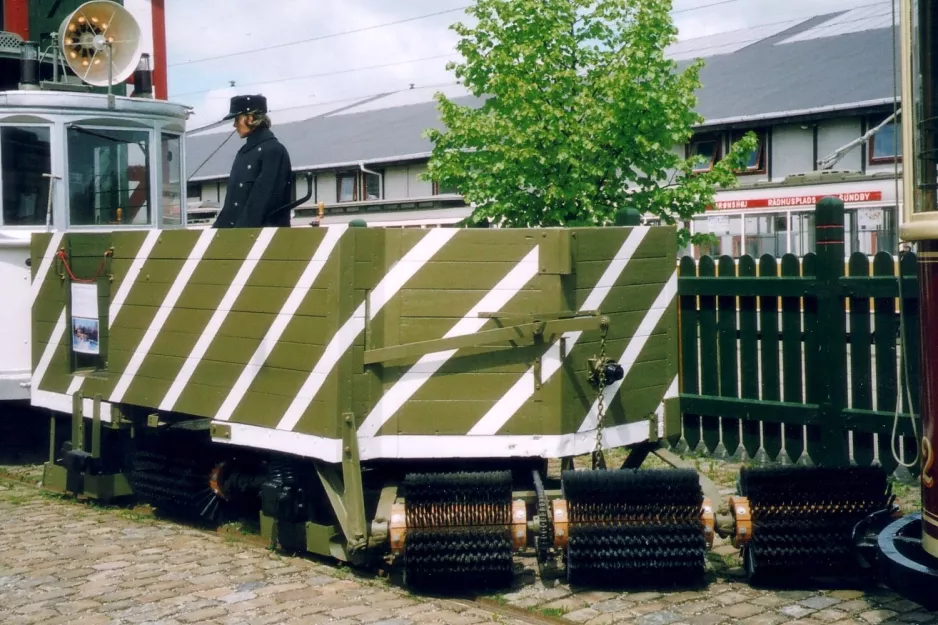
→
(814, 197, 849, 466)
(48, 413, 57, 463)
(72, 391, 84, 451)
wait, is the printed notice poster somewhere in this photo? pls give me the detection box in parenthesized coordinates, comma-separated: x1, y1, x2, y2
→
(71, 283, 100, 355)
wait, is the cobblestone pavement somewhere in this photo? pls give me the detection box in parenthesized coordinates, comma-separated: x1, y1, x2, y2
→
(1, 477, 936, 625)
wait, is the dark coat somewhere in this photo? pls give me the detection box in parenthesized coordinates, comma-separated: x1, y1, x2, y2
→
(213, 127, 293, 229)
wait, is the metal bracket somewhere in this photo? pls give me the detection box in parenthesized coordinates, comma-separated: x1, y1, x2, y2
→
(365, 314, 609, 366)
(209, 423, 231, 440)
(314, 413, 368, 553)
(91, 394, 102, 460)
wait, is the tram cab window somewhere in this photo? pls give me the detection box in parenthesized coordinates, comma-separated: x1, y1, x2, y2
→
(161, 133, 183, 226)
(790, 211, 816, 256)
(1, 126, 52, 226)
(692, 214, 742, 258)
(67, 126, 151, 226)
(744, 213, 786, 258)
(853, 206, 897, 255)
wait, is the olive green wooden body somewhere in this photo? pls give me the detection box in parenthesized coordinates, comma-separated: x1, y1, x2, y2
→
(30, 224, 679, 462)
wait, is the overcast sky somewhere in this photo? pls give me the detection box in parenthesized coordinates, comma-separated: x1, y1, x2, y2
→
(163, 0, 885, 128)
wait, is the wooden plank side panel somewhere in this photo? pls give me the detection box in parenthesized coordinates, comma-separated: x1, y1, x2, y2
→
(111, 306, 332, 344)
(717, 255, 740, 457)
(572, 258, 672, 297)
(30, 232, 56, 284)
(121, 373, 327, 429)
(32, 340, 72, 394)
(758, 254, 782, 461)
(737, 255, 760, 459)
(254, 228, 360, 439)
(848, 253, 876, 467)
(427, 230, 542, 263)
(679, 256, 701, 452)
(117, 229, 269, 407)
(371, 233, 548, 438)
(573, 226, 672, 262)
(560, 232, 675, 436)
(661, 286, 682, 444)
(112, 329, 328, 372)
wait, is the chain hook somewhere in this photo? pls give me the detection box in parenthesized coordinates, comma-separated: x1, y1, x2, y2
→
(592, 320, 609, 470)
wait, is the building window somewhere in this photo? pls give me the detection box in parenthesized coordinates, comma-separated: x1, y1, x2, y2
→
(1, 125, 52, 226)
(688, 137, 720, 173)
(363, 172, 381, 200)
(433, 180, 460, 195)
(731, 128, 767, 174)
(336, 170, 383, 202)
(869, 117, 902, 163)
(186, 182, 201, 200)
(337, 172, 357, 202)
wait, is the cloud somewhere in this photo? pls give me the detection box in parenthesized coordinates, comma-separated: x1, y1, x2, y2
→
(165, 0, 466, 126)
(165, 0, 882, 125)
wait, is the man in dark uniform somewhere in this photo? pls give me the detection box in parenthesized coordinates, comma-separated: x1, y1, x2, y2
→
(213, 94, 293, 229)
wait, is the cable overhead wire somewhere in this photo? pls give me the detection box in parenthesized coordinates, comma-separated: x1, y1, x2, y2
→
(183, 81, 461, 134)
(171, 0, 750, 70)
(173, 53, 459, 98)
(170, 5, 472, 67)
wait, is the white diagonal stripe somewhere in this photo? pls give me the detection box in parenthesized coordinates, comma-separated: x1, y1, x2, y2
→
(109, 229, 217, 404)
(32, 311, 66, 392)
(109, 229, 161, 328)
(214, 225, 348, 422)
(66, 375, 85, 396)
(577, 271, 678, 433)
(358, 245, 540, 439)
(654, 374, 680, 438)
(30, 232, 64, 307)
(160, 228, 277, 412)
(276, 227, 459, 432)
(468, 226, 650, 436)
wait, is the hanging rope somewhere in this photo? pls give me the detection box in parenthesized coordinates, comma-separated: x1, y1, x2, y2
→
(56, 249, 112, 284)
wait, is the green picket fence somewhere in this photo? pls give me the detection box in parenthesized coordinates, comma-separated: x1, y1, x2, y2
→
(677, 197, 922, 472)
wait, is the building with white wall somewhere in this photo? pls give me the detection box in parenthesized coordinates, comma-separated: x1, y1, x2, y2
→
(185, 3, 903, 258)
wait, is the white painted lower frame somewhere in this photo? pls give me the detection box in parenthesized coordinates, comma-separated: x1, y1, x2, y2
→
(32, 389, 114, 423)
(210, 419, 653, 463)
(29, 389, 656, 463)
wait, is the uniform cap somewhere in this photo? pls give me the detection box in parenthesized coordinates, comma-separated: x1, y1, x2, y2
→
(223, 94, 268, 121)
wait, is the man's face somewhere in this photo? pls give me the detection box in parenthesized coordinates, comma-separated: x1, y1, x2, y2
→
(234, 113, 253, 138)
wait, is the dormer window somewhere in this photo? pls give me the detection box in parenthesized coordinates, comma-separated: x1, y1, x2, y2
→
(869, 116, 902, 164)
(688, 138, 720, 173)
(731, 128, 767, 175)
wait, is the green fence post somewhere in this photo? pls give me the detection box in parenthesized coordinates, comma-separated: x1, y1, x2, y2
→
(814, 196, 849, 466)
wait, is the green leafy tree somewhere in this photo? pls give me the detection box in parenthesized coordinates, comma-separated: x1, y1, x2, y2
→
(424, 0, 758, 247)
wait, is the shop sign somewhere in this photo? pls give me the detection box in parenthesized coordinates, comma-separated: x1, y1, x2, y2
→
(712, 191, 883, 210)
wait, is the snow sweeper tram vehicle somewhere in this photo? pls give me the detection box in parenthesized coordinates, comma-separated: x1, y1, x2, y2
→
(27, 215, 909, 592)
(16, 0, 938, 603)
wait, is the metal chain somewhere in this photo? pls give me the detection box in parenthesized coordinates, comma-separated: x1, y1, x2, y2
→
(592, 324, 608, 470)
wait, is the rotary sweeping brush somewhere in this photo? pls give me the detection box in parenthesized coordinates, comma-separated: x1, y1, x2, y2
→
(557, 468, 711, 587)
(731, 466, 895, 582)
(395, 470, 522, 590)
